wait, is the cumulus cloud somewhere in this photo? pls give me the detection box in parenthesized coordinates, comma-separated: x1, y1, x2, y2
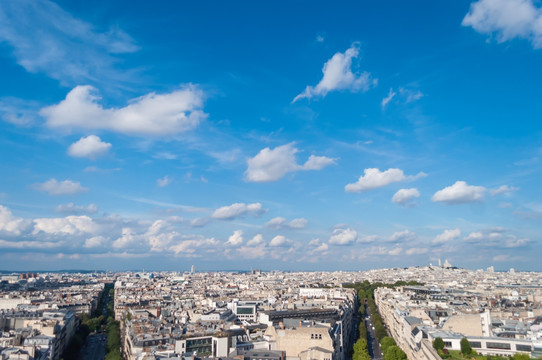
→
(246, 234, 264, 247)
(212, 202, 265, 220)
(345, 168, 426, 193)
(33, 215, 98, 235)
(245, 143, 335, 182)
(112, 227, 139, 249)
(226, 230, 244, 246)
(292, 43, 376, 102)
(391, 230, 416, 242)
(0, 205, 29, 235)
(34, 178, 87, 196)
(265, 217, 308, 230)
(236, 245, 267, 259)
(41, 85, 206, 136)
(381, 88, 396, 108)
(269, 235, 292, 247)
(157, 176, 172, 187)
(392, 188, 420, 206)
(329, 228, 357, 245)
(56, 203, 98, 215)
(433, 228, 461, 244)
(432, 181, 486, 204)
(67, 135, 111, 159)
(462, 0, 542, 48)
(84, 235, 107, 248)
(490, 185, 519, 195)
(464, 229, 530, 248)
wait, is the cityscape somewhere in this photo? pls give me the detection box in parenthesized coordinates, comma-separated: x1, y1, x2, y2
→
(1, 0, 542, 359)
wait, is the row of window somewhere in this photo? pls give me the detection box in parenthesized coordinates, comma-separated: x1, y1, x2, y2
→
(311, 334, 323, 339)
(469, 341, 531, 352)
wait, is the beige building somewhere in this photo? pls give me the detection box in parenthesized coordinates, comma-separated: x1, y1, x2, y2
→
(265, 322, 334, 360)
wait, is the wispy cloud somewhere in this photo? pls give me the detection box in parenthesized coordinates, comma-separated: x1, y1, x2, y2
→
(0, 0, 139, 85)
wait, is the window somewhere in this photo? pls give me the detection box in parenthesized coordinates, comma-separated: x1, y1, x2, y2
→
(469, 342, 481, 349)
(486, 342, 511, 350)
(516, 345, 531, 352)
(444, 342, 452, 347)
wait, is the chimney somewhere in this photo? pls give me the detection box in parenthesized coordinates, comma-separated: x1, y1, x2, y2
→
(157, 307, 161, 318)
(279, 321, 284, 329)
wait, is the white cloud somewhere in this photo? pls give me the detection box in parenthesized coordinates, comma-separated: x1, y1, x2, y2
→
(405, 247, 428, 255)
(226, 230, 244, 246)
(400, 88, 424, 103)
(269, 235, 292, 247)
(0, 239, 60, 249)
(0, 0, 139, 85)
(490, 185, 519, 195)
(302, 155, 336, 170)
(212, 202, 265, 220)
(392, 188, 420, 206)
(0, 97, 39, 126)
(246, 234, 264, 247)
(245, 143, 335, 182)
(41, 85, 206, 136)
(432, 181, 486, 204)
(345, 168, 426, 193)
(293, 43, 376, 102)
(381, 88, 396, 108)
(157, 176, 172, 187)
(329, 228, 357, 245)
(68, 135, 111, 159)
(464, 229, 530, 248)
(169, 236, 219, 256)
(266, 217, 308, 230)
(56, 203, 98, 215)
(34, 178, 87, 196)
(391, 230, 416, 242)
(388, 247, 403, 256)
(33, 215, 97, 235)
(314, 243, 329, 252)
(0, 205, 29, 235)
(433, 228, 461, 244)
(236, 245, 267, 259)
(462, 0, 542, 48)
(84, 236, 107, 248)
(112, 227, 139, 249)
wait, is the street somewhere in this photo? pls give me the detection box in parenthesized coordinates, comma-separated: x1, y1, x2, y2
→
(364, 303, 383, 360)
(78, 333, 106, 360)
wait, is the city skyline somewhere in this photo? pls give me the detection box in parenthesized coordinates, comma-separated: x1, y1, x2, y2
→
(1, 0, 542, 271)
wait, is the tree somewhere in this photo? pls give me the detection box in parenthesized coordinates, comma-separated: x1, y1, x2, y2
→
(433, 337, 445, 351)
(383, 345, 407, 360)
(460, 338, 472, 356)
(512, 354, 530, 360)
(380, 336, 396, 353)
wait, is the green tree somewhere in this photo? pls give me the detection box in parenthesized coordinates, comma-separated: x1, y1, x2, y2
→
(433, 337, 445, 351)
(460, 338, 472, 356)
(383, 345, 407, 360)
(512, 354, 530, 360)
(380, 336, 397, 353)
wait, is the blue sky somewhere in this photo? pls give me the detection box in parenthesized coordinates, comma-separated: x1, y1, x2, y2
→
(1, 0, 541, 271)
